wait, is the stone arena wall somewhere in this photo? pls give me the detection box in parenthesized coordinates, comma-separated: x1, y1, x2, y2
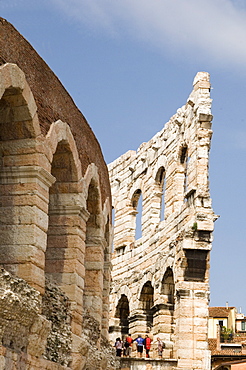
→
(0, 19, 116, 370)
(109, 72, 216, 370)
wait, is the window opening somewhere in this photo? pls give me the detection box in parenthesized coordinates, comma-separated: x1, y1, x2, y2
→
(184, 155, 190, 194)
(132, 189, 142, 240)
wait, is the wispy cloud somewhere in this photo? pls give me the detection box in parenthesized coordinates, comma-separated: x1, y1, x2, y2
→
(51, 0, 246, 68)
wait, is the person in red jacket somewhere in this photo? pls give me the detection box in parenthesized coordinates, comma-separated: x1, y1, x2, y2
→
(125, 334, 133, 357)
(144, 334, 151, 358)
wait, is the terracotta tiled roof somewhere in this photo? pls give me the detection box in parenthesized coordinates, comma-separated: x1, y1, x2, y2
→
(208, 338, 217, 351)
(209, 307, 235, 318)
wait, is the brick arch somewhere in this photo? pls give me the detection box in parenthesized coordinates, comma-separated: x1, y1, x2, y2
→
(0, 63, 41, 141)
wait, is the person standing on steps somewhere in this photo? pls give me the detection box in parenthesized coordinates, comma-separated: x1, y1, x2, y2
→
(157, 337, 165, 358)
(144, 334, 152, 358)
(114, 337, 123, 357)
(135, 335, 145, 358)
(125, 334, 133, 357)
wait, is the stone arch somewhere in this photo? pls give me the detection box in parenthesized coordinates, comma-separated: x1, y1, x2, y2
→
(116, 285, 133, 312)
(158, 257, 176, 287)
(45, 120, 85, 335)
(139, 280, 154, 309)
(153, 264, 175, 353)
(110, 286, 132, 339)
(130, 187, 143, 241)
(172, 142, 190, 208)
(161, 267, 175, 305)
(153, 155, 168, 177)
(138, 280, 154, 333)
(45, 120, 83, 281)
(45, 120, 82, 181)
(0, 63, 48, 290)
(155, 166, 166, 222)
(83, 165, 104, 324)
(101, 198, 113, 337)
(137, 271, 154, 300)
(129, 178, 143, 202)
(0, 63, 41, 141)
(114, 294, 130, 337)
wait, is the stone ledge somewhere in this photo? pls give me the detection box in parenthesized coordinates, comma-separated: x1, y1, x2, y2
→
(119, 357, 178, 370)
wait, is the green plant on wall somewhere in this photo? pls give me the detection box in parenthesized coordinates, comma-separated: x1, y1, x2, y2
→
(192, 222, 197, 231)
(220, 326, 233, 342)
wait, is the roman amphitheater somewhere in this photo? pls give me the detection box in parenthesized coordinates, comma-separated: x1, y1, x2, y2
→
(0, 18, 216, 370)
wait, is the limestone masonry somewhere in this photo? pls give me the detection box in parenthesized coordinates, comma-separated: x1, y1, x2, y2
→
(108, 71, 216, 369)
(0, 16, 216, 370)
(0, 18, 117, 370)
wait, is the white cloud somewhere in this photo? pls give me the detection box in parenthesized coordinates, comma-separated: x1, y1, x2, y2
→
(51, 0, 246, 68)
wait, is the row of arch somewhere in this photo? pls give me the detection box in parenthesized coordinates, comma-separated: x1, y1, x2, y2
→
(0, 63, 111, 335)
(111, 267, 175, 336)
(113, 146, 191, 245)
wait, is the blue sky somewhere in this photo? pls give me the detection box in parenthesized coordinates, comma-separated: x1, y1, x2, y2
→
(1, 0, 246, 312)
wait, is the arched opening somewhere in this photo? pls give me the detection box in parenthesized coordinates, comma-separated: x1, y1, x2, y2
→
(132, 189, 142, 240)
(161, 267, 175, 305)
(139, 281, 154, 330)
(45, 136, 85, 339)
(84, 179, 103, 323)
(0, 87, 37, 141)
(45, 140, 78, 285)
(101, 216, 111, 337)
(180, 146, 190, 197)
(115, 294, 130, 336)
(111, 207, 115, 253)
(154, 267, 175, 353)
(0, 78, 44, 290)
(155, 166, 166, 221)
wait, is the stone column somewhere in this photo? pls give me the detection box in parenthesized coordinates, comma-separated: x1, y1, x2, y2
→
(175, 284, 210, 370)
(83, 234, 104, 324)
(46, 200, 89, 336)
(152, 303, 174, 358)
(0, 165, 55, 294)
(101, 260, 112, 338)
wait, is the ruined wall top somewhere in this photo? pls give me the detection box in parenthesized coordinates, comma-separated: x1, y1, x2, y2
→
(109, 71, 214, 252)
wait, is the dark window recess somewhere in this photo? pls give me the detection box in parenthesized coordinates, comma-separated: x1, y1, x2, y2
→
(184, 249, 208, 281)
(180, 147, 187, 164)
(115, 294, 130, 334)
(197, 230, 211, 242)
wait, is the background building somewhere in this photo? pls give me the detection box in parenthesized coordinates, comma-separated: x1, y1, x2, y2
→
(209, 306, 246, 369)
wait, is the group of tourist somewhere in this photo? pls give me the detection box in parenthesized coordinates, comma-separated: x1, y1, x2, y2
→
(114, 334, 165, 359)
